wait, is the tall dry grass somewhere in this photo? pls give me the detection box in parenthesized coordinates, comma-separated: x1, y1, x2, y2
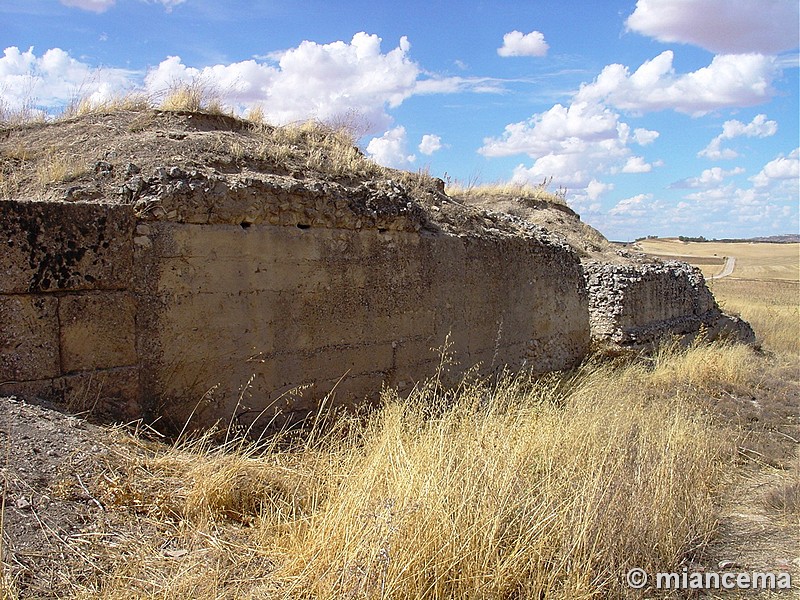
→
(67, 340, 759, 600)
(709, 278, 799, 357)
(447, 178, 568, 207)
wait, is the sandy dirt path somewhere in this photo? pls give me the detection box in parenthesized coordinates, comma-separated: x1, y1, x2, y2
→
(711, 256, 736, 279)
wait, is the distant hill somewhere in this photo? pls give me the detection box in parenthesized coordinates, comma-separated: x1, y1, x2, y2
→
(741, 234, 800, 243)
(633, 235, 800, 244)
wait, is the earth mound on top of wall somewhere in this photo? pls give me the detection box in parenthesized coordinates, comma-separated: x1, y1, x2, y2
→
(0, 110, 563, 245)
(457, 191, 615, 261)
(458, 192, 755, 349)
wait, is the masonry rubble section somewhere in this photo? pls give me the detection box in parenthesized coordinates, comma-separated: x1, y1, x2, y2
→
(583, 259, 755, 348)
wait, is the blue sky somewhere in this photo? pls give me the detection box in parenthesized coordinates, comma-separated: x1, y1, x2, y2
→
(1, 0, 798, 240)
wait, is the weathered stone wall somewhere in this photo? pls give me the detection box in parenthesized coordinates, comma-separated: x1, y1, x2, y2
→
(0, 200, 141, 419)
(583, 260, 755, 348)
(2, 197, 590, 431)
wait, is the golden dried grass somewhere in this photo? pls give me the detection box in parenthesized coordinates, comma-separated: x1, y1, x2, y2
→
(68, 340, 766, 599)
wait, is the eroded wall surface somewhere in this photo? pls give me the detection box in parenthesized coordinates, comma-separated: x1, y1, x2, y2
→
(135, 222, 589, 430)
(2, 199, 590, 431)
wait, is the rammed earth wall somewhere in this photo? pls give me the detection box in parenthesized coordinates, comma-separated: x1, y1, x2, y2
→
(1, 197, 590, 431)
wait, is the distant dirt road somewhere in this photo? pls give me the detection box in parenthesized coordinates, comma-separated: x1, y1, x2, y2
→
(710, 256, 736, 279)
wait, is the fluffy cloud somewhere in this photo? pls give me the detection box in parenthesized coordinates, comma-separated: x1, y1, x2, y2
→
(576, 51, 779, 116)
(366, 126, 416, 168)
(569, 178, 612, 214)
(418, 134, 443, 155)
(586, 179, 613, 201)
(480, 47, 783, 199)
(670, 166, 745, 188)
(480, 101, 622, 158)
(626, 0, 800, 55)
(143, 33, 420, 130)
(160, 35, 412, 127)
(481, 100, 662, 189)
(2, 35, 499, 131)
(750, 148, 800, 187)
(608, 193, 659, 217)
(0, 46, 135, 111)
(698, 113, 778, 159)
(0, 35, 421, 130)
(497, 31, 549, 57)
(632, 127, 659, 145)
(620, 156, 658, 173)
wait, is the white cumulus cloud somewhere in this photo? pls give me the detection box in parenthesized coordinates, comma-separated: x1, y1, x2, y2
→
(479, 101, 621, 158)
(698, 113, 779, 159)
(143, 33, 420, 130)
(621, 156, 655, 173)
(609, 193, 658, 217)
(0, 46, 136, 111)
(497, 31, 549, 57)
(670, 166, 746, 188)
(633, 127, 659, 145)
(418, 134, 443, 155)
(576, 51, 779, 116)
(750, 148, 800, 187)
(481, 100, 661, 190)
(626, 0, 800, 55)
(366, 126, 416, 168)
(586, 179, 613, 201)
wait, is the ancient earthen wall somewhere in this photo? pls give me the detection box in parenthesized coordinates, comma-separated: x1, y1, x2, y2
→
(133, 221, 589, 430)
(2, 198, 591, 431)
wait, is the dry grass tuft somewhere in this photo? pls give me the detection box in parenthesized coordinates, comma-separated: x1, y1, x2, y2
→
(159, 80, 227, 114)
(647, 336, 759, 394)
(447, 178, 568, 206)
(34, 148, 88, 188)
(61, 93, 152, 119)
(256, 119, 377, 179)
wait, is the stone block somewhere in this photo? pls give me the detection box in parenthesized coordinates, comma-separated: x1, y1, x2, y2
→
(59, 292, 137, 373)
(0, 200, 134, 293)
(0, 295, 60, 381)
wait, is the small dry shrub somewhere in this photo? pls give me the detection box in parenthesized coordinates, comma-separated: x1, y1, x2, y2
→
(159, 79, 226, 114)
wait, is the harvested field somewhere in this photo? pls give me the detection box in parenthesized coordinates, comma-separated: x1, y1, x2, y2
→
(634, 238, 799, 281)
